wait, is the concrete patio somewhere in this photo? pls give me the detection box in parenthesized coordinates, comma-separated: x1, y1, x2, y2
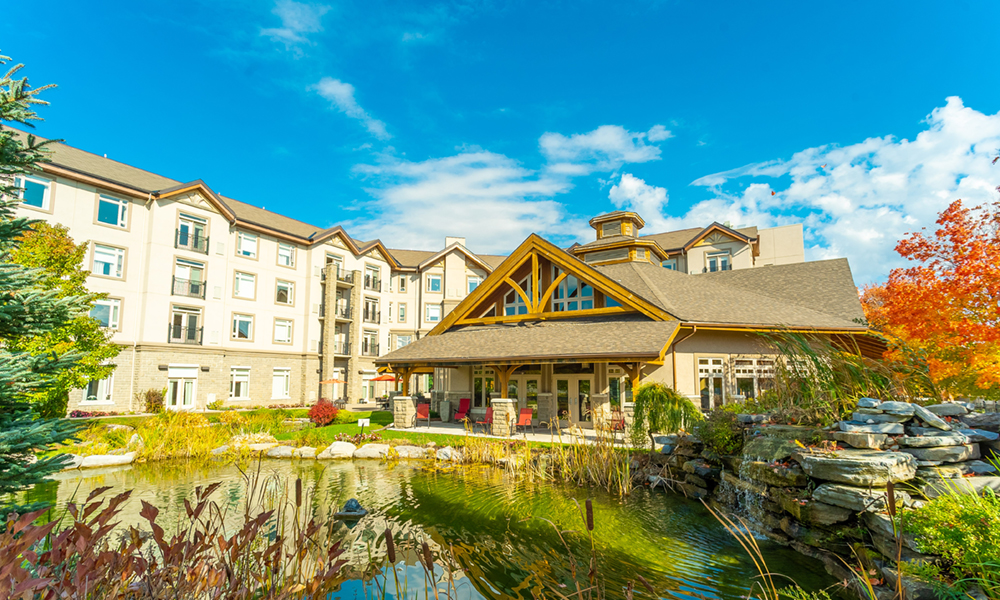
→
(385, 419, 633, 446)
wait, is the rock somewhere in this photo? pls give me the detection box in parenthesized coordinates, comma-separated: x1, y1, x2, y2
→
(80, 452, 136, 468)
(771, 488, 852, 525)
(104, 423, 134, 432)
(925, 403, 968, 417)
(839, 421, 904, 435)
(682, 459, 720, 479)
(353, 443, 390, 459)
(126, 433, 144, 450)
(855, 407, 884, 415)
(961, 428, 999, 443)
(648, 475, 668, 489)
(246, 443, 278, 452)
(920, 476, 1000, 499)
(906, 426, 956, 437)
(673, 437, 704, 457)
(779, 517, 852, 552)
(742, 460, 808, 487)
(793, 449, 917, 485)
(880, 567, 938, 600)
(830, 431, 888, 449)
(60, 454, 84, 470)
(913, 404, 951, 431)
(960, 412, 1000, 431)
(294, 447, 316, 459)
(658, 444, 676, 455)
(869, 532, 934, 564)
(897, 434, 970, 447)
(917, 460, 997, 479)
(317, 441, 357, 459)
(812, 483, 909, 512)
(684, 473, 709, 488)
(393, 445, 430, 459)
(266, 446, 295, 458)
(210, 445, 229, 456)
(436, 446, 462, 461)
(749, 425, 823, 442)
(652, 434, 679, 446)
(721, 470, 768, 496)
(862, 512, 921, 552)
(901, 444, 979, 464)
(737, 414, 769, 424)
(858, 397, 882, 409)
(677, 483, 709, 499)
(879, 401, 916, 416)
(743, 437, 800, 461)
(852, 412, 910, 424)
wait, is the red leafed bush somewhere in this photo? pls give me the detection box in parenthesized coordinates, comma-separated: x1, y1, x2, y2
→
(308, 399, 339, 427)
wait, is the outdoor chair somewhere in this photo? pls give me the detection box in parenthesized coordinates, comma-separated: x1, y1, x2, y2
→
(475, 407, 493, 434)
(453, 398, 471, 423)
(515, 408, 535, 435)
(414, 403, 431, 428)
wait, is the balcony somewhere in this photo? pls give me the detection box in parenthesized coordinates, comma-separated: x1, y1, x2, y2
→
(175, 230, 209, 254)
(336, 269, 354, 285)
(364, 275, 380, 292)
(334, 305, 352, 320)
(361, 342, 379, 357)
(362, 310, 380, 324)
(332, 341, 351, 356)
(172, 276, 206, 299)
(168, 324, 203, 345)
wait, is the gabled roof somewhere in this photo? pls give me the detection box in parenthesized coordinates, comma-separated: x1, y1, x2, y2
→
(640, 224, 758, 252)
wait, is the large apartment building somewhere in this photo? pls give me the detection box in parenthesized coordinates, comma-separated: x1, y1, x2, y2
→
(4, 128, 806, 413)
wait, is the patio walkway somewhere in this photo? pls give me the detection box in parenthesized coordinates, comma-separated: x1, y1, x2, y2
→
(386, 420, 633, 446)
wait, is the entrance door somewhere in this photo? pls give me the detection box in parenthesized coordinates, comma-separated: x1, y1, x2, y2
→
(508, 376, 540, 419)
(167, 366, 198, 410)
(555, 376, 594, 427)
(699, 357, 725, 410)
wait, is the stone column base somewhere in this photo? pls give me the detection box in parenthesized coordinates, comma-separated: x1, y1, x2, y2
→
(491, 398, 516, 437)
(393, 396, 416, 428)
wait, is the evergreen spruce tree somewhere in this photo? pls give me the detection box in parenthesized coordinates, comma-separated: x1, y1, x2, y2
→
(0, 53, 88, 515)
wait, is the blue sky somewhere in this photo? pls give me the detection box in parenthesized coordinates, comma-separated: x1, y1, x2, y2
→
(3, 0, 1000, 282)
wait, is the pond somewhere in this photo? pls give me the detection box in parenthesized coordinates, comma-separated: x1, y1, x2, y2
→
(39, 459, 842, 599)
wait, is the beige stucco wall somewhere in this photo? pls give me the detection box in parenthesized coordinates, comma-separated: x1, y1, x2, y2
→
(756, 224, 805, 266)
(671, 329, 777, 400)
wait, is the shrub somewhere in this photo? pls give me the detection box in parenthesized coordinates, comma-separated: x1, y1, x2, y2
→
(68, 410, 120, 418)
(218, 410, 247, 428)
(206, 399, 226, 411)
(308, 400, 339, 427)
(628, 382, 703, 450)
(693, 410, 743, 455)
(901, 488, 1000, 581)
(136, 388, 165, 414)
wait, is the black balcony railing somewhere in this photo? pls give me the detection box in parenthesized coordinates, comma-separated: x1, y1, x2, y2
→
(175, 229, 209, 254)
(168, 324, 203, 345)
(361, 342, 379, 357)
(335, 305, 352, 319)
(363, 309, 380, 324)
(364, 275, 380, 291)
(336, 269, 353, 284)
(706, 264, 732, 273)
(332, 341, 351, 355)
(172, 276, 206, 298)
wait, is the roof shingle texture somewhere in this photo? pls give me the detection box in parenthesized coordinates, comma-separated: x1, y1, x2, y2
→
(378, 315, 679, 364)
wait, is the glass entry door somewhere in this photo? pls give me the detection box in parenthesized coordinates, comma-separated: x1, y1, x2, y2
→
(167, 366, 198, 410)
(509, 376, 540, 418)
(555, 377, 593, 427)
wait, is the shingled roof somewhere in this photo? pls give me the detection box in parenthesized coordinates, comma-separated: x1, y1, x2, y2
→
(379, 315, 679, 365)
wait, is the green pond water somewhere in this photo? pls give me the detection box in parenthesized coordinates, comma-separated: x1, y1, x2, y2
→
(40, 459, 841, 599)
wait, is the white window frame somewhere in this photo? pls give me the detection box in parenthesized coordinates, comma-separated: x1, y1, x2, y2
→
(15, 174, 51, 210)
(426, 274, 442, 293)
(467, 275, 482, 294)
(661, 258, 678, 270)
(84, 372, 114, 404)
(232, 314, 254, 340)
(275, 279, 294, 305)
(236, 232, 258, 258)
(277, 242, 295, 267)
(93, 244, 125, 278)
(271, 368, 291, 399)
(396, 334, 413, 350)
(274, 318, 293, 344)
(734, 358, 775, 400)
(234, 271, 256, 299)
(398, 275, 407, 293)
(90, 298, 121, 329)
(551, 267, 593, 312)
(425, 303, 442, 322)
(706, 252, 731, 273)
(504, 276, 532, 316)
(398, 302, 407, 323)
(230, 367, 250, 400)
(97, 195, 128, 228)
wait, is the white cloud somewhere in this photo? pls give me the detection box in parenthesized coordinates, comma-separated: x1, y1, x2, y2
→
(680, 96, 1000, 283)
(608, 173, 672, 232)
(540, 125, 666, 174)
(647, 125, 673, 142)
(261, 0, 330, 49)
(311, 77, 391, 140)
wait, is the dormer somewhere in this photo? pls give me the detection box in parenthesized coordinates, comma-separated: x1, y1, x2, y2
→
(589, 211, 645, 241)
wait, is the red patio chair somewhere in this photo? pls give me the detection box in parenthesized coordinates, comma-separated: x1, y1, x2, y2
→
(475, 406, 493, 434)
(414, 403, 431, 428)
(453, 398, 471, 423)
(515, 408, 535, 435)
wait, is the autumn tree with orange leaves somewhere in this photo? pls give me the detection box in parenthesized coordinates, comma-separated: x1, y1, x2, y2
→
(861, 199, 1000, 398)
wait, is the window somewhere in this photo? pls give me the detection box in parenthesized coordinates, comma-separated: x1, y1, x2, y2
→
(170, 306, 202, 344)
(275, 280, 294, 305)
(232, 314, 254, 340)
(93, 244, 125, 278)
(15, 175, 50, 210)
(467, 275, 482, 294)
(661, 259, 677, 270)
(364, 265, 380, 291)
(425, 303, 441, 322)
(363, 297, 380, 323)
(234, 271, 256, 299)
(551, 268, 593, 312)
(85, 373, 114, 404)
(274, 318, 293, 343)
(426, 274, 442, 293)
(735, 358, 775, 399)
(237, 232, 257, 258)
(398, 276, 407, 293)
(272, 368, 291, 399)
(97, 195, 128, 228)
(177, 213, 208, 253)
(277, 243, 295, 267)
(396, 334, 413, 349)
(706, 252, 731, 273)
(90, 298, 121, 329)
(174, 258, 205, 298)
(362, 330, 379, 356)
(398, 303, 407, 323)
(503, 276, 532, 316)
(699, 357, 725, 410)
(230, 367, 250, 399)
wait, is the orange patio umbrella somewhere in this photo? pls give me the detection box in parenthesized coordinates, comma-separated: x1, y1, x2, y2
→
(319, 378, 348, 384)
(370, 374, 397, 382)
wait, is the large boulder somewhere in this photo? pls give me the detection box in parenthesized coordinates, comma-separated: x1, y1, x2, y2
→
(913, 404, 951, 431)
(393, 445, 431, 459)
(857, 398, 882, 409)
(924, 403, 968, 417)
(830, 432, 888, 450)
(266, 445, 295, 458)
(436, 446, 463, 461)
(813, 483, 910, 512)
(743, 437, 800, 461)
(683, 459, 721, 480)
(961, 429, 999, 443)
(897, 434, 969, 447)
(353, 443, 390, 459)
(852, 412, 911, 424)
(80, 452, 136, 469)
(60, 454, 84, 470)
(793, 449, 917, 486)
(294, 447, 317, 459)
(879, 401, 916, 416)
(317, 441, 357, 459)
(742, 460, 808, 487)
(771, 488, 853, 525)
(917, 460, 996, 480)
(960, 412, 1000, 431)
(839, 421, 904, 435)
(901, 444, 980, 464)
